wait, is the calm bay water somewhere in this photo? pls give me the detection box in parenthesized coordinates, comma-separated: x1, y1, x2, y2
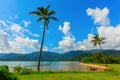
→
(0, 61, 88, 71)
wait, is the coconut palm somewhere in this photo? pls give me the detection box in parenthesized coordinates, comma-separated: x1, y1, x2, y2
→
(29, 5, 58, 71)
(91, 34, 108, 68)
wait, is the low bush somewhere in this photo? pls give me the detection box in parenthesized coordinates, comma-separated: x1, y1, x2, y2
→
(0, 65, 17, 80)
(14, 65, 22, 73)
(14, 65, 32, 75)
(20, 67, 32, 75)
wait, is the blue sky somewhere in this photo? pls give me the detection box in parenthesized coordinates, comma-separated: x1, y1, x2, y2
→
(0, 0, 120, 53)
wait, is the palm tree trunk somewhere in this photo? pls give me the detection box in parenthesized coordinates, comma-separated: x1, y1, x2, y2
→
(99, 44, 108, 69)
(37, 24, 46, 71)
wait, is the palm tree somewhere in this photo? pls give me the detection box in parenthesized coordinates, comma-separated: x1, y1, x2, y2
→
(29, 5, 58, 71)
(91, 34, 108, 68)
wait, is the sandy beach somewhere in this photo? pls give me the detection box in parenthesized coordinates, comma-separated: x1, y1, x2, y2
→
(80, 63, 107, 71)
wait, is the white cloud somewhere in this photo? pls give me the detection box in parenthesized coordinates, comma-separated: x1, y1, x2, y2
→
(0, 20, 8, 27)
(42, 46, 48, 51)
(54, 22, 76, 52)
(76, 34, 94, 50)
(10, 23, 22, 32)
(87, 7, 110, 26)
(0, 19, 42, 54)
(29, 32, 39, 37)
(54, 22, 95, 52)
(23, 20, 31, 27)
(15, 37, 39, 50)
(97, 25, 120, 50)
(58, 22, 70, 35)
(58, 36, 76, 52)
(0, 30, 10, 52)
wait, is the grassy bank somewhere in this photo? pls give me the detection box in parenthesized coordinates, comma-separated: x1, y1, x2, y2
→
(17, 64, 120, 80)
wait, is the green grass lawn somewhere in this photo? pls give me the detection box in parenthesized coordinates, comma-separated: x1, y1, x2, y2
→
(17, 64, 120, 80)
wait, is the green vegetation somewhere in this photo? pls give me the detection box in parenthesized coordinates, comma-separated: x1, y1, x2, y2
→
(17, 64, 120, 80)
(29, 5, 58, 71)
(81, 52, 120, 64)
(0, 65, 17, 80)
(14, 65, 32, 75)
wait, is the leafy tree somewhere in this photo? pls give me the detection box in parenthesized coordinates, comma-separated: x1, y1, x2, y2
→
(30, 5, 58, 71)
(92, 52, 102, 60)
(91, 34, 108, 68)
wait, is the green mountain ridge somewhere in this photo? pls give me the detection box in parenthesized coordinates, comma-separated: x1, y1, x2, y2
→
(0, 50, 120, 61)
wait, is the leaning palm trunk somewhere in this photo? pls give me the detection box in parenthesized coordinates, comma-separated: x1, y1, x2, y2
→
(99, 44, 108, 69)
(38, 24, 46, 71)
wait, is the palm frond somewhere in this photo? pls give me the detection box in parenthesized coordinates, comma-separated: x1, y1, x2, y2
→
(29, 11, 41, 16)
(45, 18, 50, 23)
(101, 37, 106, 40)
(102, 42, 106, 44)
(37, 7, 44, 13)
(30, 5, 58, 30)
(37, 18, 42, 22)
(91, 34, 106, 47)
(48, 17, 59, 21)
(46, 4, 51, 9)
(48, 10, 56, 16)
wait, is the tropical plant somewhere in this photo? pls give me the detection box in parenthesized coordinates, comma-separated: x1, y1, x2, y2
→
(14, 65, 32, 75)
(14, 65, 22, 73)
(92, 52, 102, 60)
(91, 34, 108, 68)
(0, 65, 17, 80)
(29, 5, 58, 71)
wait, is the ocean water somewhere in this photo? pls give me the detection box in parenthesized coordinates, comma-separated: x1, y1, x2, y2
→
(0, 61, 88, 71)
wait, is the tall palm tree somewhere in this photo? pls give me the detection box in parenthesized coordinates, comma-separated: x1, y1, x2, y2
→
(91, 34, 108, 68)
(29, 5, 58, 71)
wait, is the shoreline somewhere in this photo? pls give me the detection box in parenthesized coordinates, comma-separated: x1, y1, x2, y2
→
(80, 62, 107, 71)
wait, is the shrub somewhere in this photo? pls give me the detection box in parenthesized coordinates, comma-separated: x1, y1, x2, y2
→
(0, 65, 17, 80)
(14, 65, 32, 75)
(20, 67, 32, 75)
(14, 65, 22, 73)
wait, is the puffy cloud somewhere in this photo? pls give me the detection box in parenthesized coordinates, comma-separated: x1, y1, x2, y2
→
(87, 7, 110, 26)
(54, 22, 76, 52)
(58, 22, 70, 35)
(0, 19, 42, 54)
(54, 22, 96, 52)
(14, 37, 39, 51)
(76, 34, 94, 50)
(10, 23, 22, 32)
(97, 25, 120, 50)
(58, 36, 76, 52)
(0, 30, 10, 52)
